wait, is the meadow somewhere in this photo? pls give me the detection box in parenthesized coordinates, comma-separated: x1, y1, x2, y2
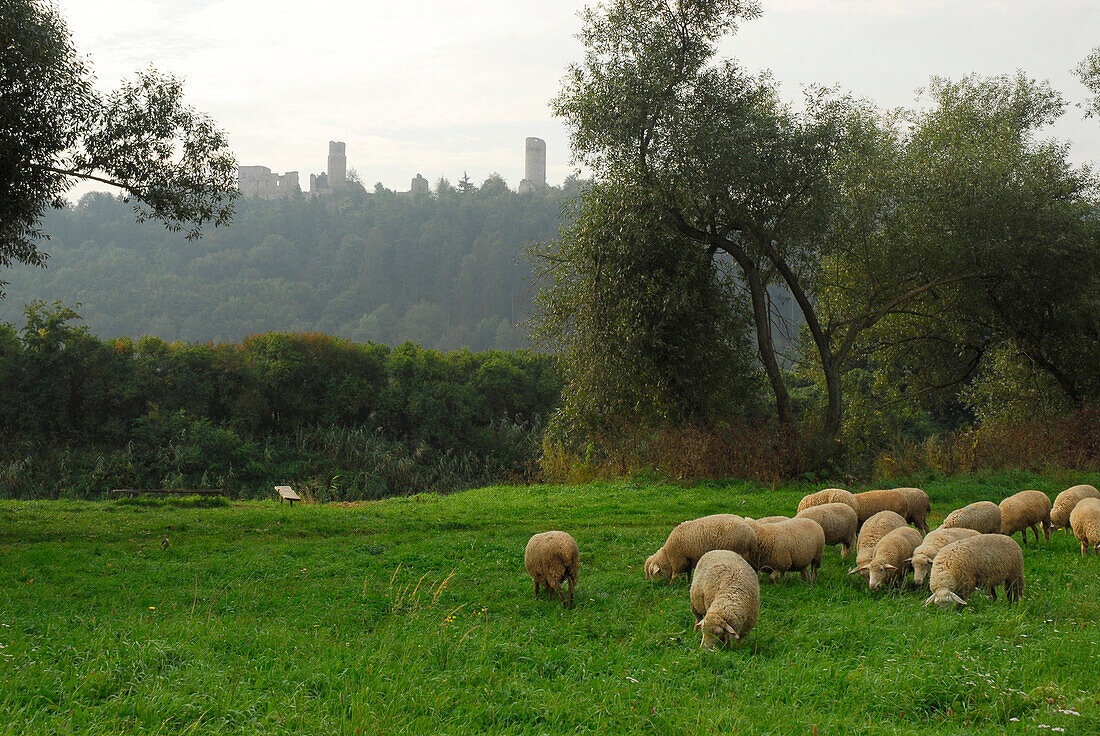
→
(2, 473, 1099, 735)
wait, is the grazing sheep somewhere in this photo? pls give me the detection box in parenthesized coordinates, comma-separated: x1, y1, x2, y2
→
(924, 534, 1024, 609)
(999, 490, 1052, 545)
(645, 514, 757, 583)
(795, 502, 859, 558)
(797, 488, 859, 516)
(1070, 497, 1100, 557)
(524, 531, 579, 609)
(941, 501, 1002, 535)
(857, 526, 923, 591)
(690, 550, 759, 648)
(1051, 485, 1100, 533)
(911, 527, 981, 587)
(853, 489, 910, 526)
(850, 510, 908, 576)
(750, 515, 790, 524)
(892, 487, 932, 534)
(743, 517, 825, 583)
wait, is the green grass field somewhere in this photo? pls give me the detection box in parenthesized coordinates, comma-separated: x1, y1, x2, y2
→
(2, 473, 1099, 735)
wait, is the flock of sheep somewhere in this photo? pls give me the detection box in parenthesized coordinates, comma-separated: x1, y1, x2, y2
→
(523, 483, 1100, 648)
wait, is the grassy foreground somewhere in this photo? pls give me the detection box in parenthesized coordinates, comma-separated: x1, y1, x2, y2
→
(2, 473, 1099, 735)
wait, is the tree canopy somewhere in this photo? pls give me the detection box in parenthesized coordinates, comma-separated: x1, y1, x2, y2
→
(543, 0, 1100, 463)
(0, 0, 237, 296)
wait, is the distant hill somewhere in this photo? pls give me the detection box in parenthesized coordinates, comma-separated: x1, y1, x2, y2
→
(0, 178, 577, 350)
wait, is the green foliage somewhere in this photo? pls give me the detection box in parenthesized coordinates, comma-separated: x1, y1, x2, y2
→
(2, 475, 1099, 734)
(0, 303, 561, 499)
(0, 183, 570, 351)
(0, 0, 236, 297)
(532, 182, 764, 453)
(1078, 46, 1100, 118)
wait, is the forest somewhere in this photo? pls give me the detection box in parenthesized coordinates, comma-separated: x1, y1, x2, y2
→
(0, 177, 576, 351)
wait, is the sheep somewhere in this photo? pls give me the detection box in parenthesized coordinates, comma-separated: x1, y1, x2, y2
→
(797, 488, 859, 516)
(1069, 497, 1100, 557)
(795, 502, 859, 557)
(892, 487, 932, 534)
(850, 510, 908, 576)
(999, 490, 1052, 545)
(645, 514, 757, 583)
(749, 515, 790, 524)
(524, 531, 579, 609)
(924, 534, 1024, 608)
(690, 550, 759, 648)
(940, 501, 1002, 535)
(856, 526, 923, 591)
(1051, 484, 1100, 533)
(742, 517, 825, 583)
(910, 527, 981, 587)
(853, 489, 910, 526)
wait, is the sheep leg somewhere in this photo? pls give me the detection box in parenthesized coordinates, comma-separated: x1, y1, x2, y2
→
(1042, 521, 1051, 542)
(1083, 540, 1089, 557)
(987, 586, 997, 601)
(1030, 524, 1041, 544)
(769, 570, 780, 584)
(534, 581, 540, 599)
(557, 584, 568, 609)
(1019, 527, 1028, 545)
(800, 567, 810, 582)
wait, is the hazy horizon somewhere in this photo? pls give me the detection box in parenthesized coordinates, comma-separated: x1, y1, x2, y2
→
(58, 0, 1100, 201)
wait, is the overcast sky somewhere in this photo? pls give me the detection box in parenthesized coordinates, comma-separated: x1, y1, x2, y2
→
(58, 0, 1100, 197)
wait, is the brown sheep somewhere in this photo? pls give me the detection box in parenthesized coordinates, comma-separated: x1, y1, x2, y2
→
(925, 534, 1024, 608)
(524, 531, 579, 608)
(853, 489, 910, 527)
(645, 514, 757, 584)
(850, 510, 908, 577)
(941, 501, 1002, 535)
(1070, 497, 1100, 556)
(892, 487, 931, 534)
(743, 518, 825, 584)
(999, 490, 1052, 545)
(1051, 485, 1100, 533)
(797, 488, 859, 516)
(690, 550, 759, 648)
(795, 502, 859, 558)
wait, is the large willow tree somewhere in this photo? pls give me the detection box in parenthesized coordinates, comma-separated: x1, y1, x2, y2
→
(542, 0, 1100, 462)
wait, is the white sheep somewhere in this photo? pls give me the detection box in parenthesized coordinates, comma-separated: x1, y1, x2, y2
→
(795, 502, 859, 557)
(1051, 484, 1100, 533)
(743, 517, 825, 583)
(910, 527, 981, 587)
(850, 510, 908, 576)
(857, 526, 923, 591)
(524, 531, 579, 608)
(1069, 497, 1100, 557)
(892, 487, 932, 535)
(690, 550, 759, 648)
(797, 488, 859, 516)
(853, 489, 910, 527)
(749, 515, 790, 524)
(940, 501, 1002, 535)
(924, 534, 1024, 609)
(999, 490, 1052, 545)
(645, 514, 757, 583)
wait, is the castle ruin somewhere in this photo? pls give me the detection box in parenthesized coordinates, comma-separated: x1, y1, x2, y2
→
(238, 137, 549, 198)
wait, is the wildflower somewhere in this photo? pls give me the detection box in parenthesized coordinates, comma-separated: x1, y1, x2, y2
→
(148, 606, 155, 610)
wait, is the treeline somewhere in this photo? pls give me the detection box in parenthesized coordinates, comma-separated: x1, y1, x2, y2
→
(0, 302, 561, 499)
(0, 176, 577, 350)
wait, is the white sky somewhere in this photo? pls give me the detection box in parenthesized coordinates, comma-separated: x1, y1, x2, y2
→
(58, 0, 1100, 197)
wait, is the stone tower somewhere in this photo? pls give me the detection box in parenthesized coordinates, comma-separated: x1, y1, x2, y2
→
(518, 137, 546, 194)
(328, 141, 346, 187)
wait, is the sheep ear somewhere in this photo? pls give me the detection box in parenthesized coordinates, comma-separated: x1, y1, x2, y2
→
(847, 566, 860, 575)
(950, 592, 967, 606)
(924, 594, 935, 607)
(725, 624, 739, 639)
(883, 564, 897, 571)
(903, 557, 913, 564)
(693, 619, 704, 631)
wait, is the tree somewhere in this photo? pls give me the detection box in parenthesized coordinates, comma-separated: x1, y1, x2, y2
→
(1078, 46, 1100, 117)
(550, 0, 1100, 460)
(0, 0, 237, 296)
(532, 181, 761, 448)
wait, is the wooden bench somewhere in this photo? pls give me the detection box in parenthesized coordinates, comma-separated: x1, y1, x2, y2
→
(111, 488, 226, 498)
(275, 485, 302, 507)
